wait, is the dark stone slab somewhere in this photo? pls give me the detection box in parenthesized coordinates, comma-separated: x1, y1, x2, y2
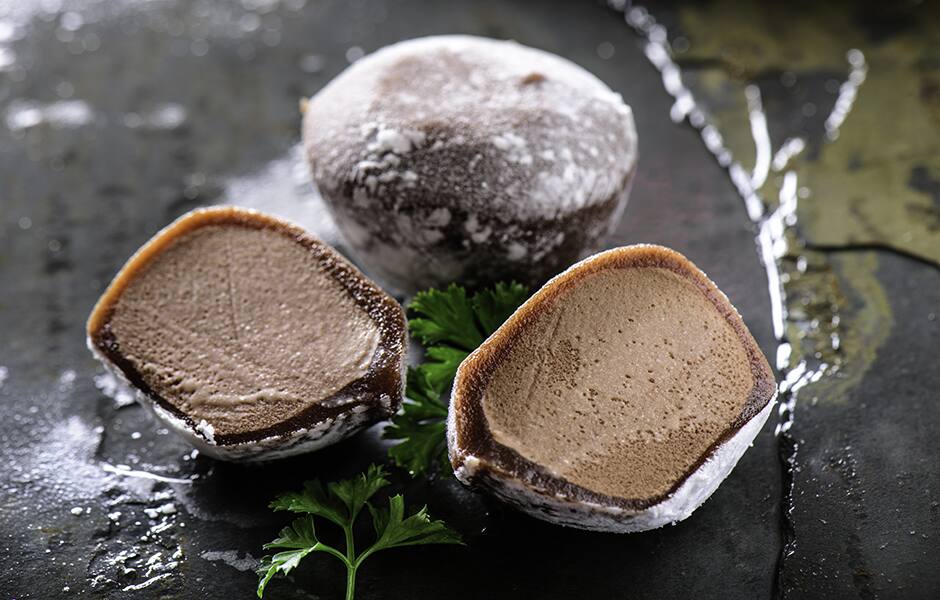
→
(0, 0, 826, 598)
(625, 1, 940, 598)
(778, 252, 940, 599)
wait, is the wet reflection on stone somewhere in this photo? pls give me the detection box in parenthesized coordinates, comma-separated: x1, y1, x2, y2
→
(616, 1, 939, 597)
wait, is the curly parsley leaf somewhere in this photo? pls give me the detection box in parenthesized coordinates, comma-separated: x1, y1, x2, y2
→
(270, 464, 389, 525)
(421, 345, 470, 392)
(328, 464, 390, 521)
(407, 284, 482, 350)
(385, 282, 529, 476)
(367, 495, 463, 553)
(258, 465, 461, 600)
(470, 281, 531, 335)
(256, 517, 345, 597)
(269, 480, 345, 526)
(384, 367, 450, 476)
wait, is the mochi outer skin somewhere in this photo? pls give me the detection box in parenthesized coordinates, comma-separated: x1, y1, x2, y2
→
(86, 207, 407, 462)
(448, 245, 777, 532)
(302, 35, 638, 294)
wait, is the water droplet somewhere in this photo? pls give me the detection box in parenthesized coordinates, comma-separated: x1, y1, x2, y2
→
(238, 12, 261, 33)
(346, 45, 364, 63)
(0, 47, 15, 70)
(82, 32, 100, 52)
(60, 11, 84, 32)
(261, 28, 281, 47)
(300, 53, 325, 74)
(596, 41, 615, 60)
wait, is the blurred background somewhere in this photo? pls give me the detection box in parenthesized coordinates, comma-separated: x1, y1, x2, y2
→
(1, 1, 938, 598)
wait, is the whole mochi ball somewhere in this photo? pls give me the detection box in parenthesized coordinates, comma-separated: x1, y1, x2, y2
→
(302, 35, 638, 293)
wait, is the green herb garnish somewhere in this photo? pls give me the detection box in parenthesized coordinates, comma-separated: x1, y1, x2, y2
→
(257, 465, 462, 600)
(384, 282, 529, 475)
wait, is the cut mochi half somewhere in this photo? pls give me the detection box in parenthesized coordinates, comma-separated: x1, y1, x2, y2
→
(87, 206, 407, 461)
(448, 245, 776, 532)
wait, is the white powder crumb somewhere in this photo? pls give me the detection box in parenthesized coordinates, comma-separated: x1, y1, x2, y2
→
(491, 132, 533, 165)
(563, 163, 577, 182)
(93, 371, 136, 408)
(70, 506, 84, 515)
(369, 126, 425, 154)
(0, 365, 7, 388)
(426, 207, 451, 227)
(122, 573, 172, 592)
(506, 242, 528, 260)
(144, 503, 177, 519)
(491, 132, 526, 151)
(200, 550, 259, 572)
(195, 420, 215, 443)
(59, 369, 76, 388)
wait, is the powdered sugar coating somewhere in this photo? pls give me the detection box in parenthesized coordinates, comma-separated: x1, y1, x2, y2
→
(303, 35, 638, 292)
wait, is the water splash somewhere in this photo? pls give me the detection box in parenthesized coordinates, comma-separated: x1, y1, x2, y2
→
(122, 103, 188, 131)
(824, 49, 867, 141)
(101, 463, 197, 485)
(614, 0, 864, 401)
(613, 1, 868, 590)
(4, 99, 95, 131)
(771, 138, 806, 173)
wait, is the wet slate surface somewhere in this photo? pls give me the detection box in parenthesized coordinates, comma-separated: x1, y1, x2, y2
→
(0, 1, 935, 599)
(778, 252, 940, 598)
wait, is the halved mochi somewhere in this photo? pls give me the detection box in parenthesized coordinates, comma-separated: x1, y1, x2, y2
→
(87, 207, 406, 461)
(448, 245, 775, 532)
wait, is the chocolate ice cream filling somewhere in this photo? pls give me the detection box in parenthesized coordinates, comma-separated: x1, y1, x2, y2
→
(104, 224, 380, 438)
(482, 267, 754, 501)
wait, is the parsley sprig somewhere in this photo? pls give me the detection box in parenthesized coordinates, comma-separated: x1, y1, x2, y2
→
(384, 282, 529, 476)
(257, 465, 462, 600)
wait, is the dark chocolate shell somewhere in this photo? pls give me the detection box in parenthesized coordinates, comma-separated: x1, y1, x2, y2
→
(302, 35, 638, 293)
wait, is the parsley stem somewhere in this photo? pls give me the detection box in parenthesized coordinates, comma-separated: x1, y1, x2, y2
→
(346, 565, 357, 600)
(343, 523, 357, 600)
